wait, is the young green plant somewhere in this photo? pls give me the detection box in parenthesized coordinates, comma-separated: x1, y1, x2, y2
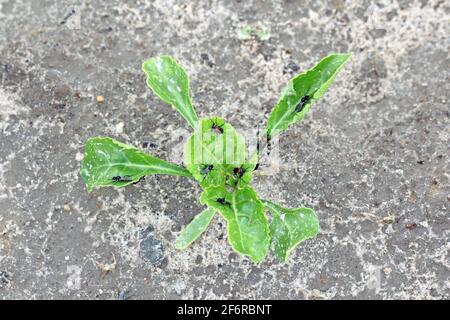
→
(80, 53, 351, 263)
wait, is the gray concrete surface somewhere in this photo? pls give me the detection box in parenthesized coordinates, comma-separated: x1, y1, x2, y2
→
(0, 0, 449, 299)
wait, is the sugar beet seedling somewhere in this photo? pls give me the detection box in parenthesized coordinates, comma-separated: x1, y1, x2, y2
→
(80, 53, 351, 263)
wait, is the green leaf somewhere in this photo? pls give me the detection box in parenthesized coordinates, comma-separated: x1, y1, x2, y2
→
(80, 137, 192, 192)
(201, 186, 270, 263)
(184, 117, 247, 188)
(255, 25, 270, 41)
(175, 208, 216, 250)
(237, 25, 254, 40)
(142, 56, 198, 128)
(262, 200, 319, 262)
(238, 25, 270, 41)
(266, 53, 351, 138)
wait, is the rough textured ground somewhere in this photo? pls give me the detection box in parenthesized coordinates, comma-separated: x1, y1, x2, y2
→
(0, 0, 449, 300)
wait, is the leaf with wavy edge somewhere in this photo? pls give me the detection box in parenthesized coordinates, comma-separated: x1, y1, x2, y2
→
(80, 137, 192, 192)
(184, 117, 247, 188)
(142, 56, 198, 128)
(266, 53, 351, 138)
(201, 186, 270, 263)
(262, 200, 319, 262)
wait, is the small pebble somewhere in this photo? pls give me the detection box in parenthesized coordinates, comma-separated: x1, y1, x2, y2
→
(116, 122, 124, 133)
(405, 223, 417, 230)
(118, 290, 126, 300)
(381, 216, 394, 224)
(287, 61, 300, 72)
(173, 280, 186, 296)
(96, 95, 105, 103)
(75, 152, 84, 161)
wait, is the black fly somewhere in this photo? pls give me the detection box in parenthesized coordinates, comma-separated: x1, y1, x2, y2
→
(294, 95, 311, 113)
(112, 176, 133, 182)
(216, 198, 231, 206)
(211, 120, 224, 134)
(233, 167, 245, 179)
(200, 164, 213, 175)
(200, 164, 213, 182)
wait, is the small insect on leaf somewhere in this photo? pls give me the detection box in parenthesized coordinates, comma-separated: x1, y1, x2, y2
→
(78, 53, 350, 264)
(266, 53, 351, 138)
(233, 167, 245, 178)
(80, 137, 192, 192)
(210, 117, 225, 134)
(211, 119, 224, 134)
(200, 164, 215, 183)
(217, 198, 231, 206)
(294, 95, 310, 113)
(112, 176, 133, 182)
(232, 167, 246, 185)
(200, 164, 214, 175)
(184, 118, 246, 174)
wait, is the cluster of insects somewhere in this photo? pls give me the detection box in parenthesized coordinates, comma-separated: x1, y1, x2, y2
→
(199, 122, 248, 184)
(196, 94, 310, 193)
(81, 53, 350, 263)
